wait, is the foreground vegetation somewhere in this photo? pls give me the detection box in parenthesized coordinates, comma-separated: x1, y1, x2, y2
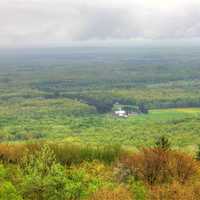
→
(0, 140, 200, 199)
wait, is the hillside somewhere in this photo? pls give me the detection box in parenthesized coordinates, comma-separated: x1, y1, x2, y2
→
(1, 46, 200, 199)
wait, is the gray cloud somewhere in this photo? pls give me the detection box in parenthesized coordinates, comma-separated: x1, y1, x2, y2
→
(0, 0, 200, 47)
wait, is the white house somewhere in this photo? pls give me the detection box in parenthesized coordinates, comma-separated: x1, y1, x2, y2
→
(114, 109, 128, 117)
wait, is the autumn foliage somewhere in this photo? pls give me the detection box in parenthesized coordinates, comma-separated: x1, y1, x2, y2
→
(150, 181, 200, 200)
(120, 147, 198, 185)
(1, 142, 200, 199)
(89, 186, 133, 200)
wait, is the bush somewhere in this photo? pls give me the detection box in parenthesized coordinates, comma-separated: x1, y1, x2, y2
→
(120, 148, 198, 185)
(0, 142, 43, 164)
(51, 143, 122, 165)
(0, 142, 122, 166)
(75, 161, 114, 182)
(89, 186, 133, 200)
(121, 148, 170, 184)
(150, 181, 200, 200)
(0, 144, 27, 164)
(0, 164, 8, 180)
(0, 181, 22, 200)
(168, 151, 198, 184)
(20, 145, 104, 200)
(20, 144, 58, 199)
(155, 136, 171, 150)
(196, 144, 200, 160)
(129, 179, 148, 200)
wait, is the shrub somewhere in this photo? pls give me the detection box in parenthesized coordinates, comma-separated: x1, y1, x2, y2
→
(0, 181, 22, 200)
(51, 143, 122, 165)
(150, 181, 200, 200)
(20, 144, 58, 199)
(20, 145, 104, 200)
(196, 144, 200, 161)
(155, 136, 171, 151)
(75, 161, 114, 182)
(0, 142, 122, 165)
(120, 148, 198, 185)
(121, 148, 170, 184)
(0, 144, 27, 164)
(168, 151, 198, 184)
(89, 186, 133, 200)
(0, 142, 43, 164)
(0, 164, 8, 180)
(129, 179, 149, 200)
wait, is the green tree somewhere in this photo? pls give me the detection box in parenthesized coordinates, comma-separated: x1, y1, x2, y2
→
(0, 182, 22, 200)
(155, 136, 171, 150)
(196, 144, 200, 161)
(21, 144, 100, 200)
(138, 103, 148, 114)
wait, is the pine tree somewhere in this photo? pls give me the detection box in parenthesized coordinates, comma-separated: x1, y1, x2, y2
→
(155, 136, 171, 150)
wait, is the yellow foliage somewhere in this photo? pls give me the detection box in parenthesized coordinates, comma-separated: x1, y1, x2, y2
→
(151, 181, 200, 200)
(89, 186, 133, 200)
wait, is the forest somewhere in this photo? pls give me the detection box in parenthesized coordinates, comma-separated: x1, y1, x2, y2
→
(1, 46, 200, 199)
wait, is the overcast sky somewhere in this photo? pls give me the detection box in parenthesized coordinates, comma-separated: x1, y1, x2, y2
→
(1, 0, 200, 47)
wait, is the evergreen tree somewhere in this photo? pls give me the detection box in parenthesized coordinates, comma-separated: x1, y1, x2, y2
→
(196, 144, 200, 161)
(138, 103, 148, 114)
(155, 136, 171, 150)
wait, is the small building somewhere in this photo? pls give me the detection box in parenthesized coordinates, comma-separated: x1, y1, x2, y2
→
(114, 109, 128, 118)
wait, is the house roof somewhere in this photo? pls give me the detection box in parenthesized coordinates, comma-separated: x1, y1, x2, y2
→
(115, 110, 126, 115)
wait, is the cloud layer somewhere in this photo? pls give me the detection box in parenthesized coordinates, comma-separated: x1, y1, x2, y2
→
(1, 0, 200, 47)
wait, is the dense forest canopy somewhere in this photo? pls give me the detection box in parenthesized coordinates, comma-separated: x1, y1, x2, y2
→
(0, 45, 200, 147)
(1, 46, 200, 112)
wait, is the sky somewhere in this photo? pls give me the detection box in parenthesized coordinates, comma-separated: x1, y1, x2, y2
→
(1, 0, 200, 47)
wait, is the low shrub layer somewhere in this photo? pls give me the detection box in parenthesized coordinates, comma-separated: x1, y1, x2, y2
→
(89, 186, 133, 200)
(0, 142, 123, 165)
(120, 148, 198, 185)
